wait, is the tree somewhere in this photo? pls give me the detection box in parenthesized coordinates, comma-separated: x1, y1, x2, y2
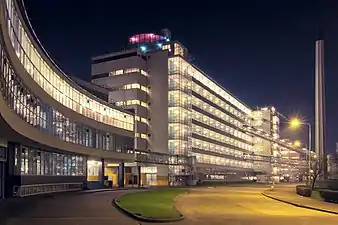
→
(310, 155, 325, 190)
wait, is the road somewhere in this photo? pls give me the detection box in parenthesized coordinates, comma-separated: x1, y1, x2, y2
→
(2, 185, 337, 225)
(175, 185, 337, 225)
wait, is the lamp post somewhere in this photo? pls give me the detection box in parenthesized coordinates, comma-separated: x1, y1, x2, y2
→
(289, 118, 312, 185)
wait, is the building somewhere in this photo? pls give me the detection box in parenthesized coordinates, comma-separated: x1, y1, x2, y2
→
(91, 30, 308, 185)
(0, 0, 136, 199)
(250, 107, 308, 182)
(0, 0, 309, 198)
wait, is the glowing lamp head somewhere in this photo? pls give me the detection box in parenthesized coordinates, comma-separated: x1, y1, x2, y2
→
(294, 140, 301, 147)
(289, 118, 301, 128)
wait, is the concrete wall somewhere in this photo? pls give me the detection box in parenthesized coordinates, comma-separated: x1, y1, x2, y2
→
(92, 56, 147, 76)
(147, 51, 169, 155)
(93, 73, 148, 89)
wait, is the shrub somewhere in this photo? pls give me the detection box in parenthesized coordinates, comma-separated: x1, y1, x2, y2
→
(319, 189, 338, 203)
(296, 185, 312, 197)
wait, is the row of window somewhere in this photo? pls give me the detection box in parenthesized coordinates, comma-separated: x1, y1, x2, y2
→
(119, 83, 150, 94)
(192, 96, 243, 131)
(174, 43, 184, 57)
(135, 133, 148, 140)
(5, 0, 134, 131)
(192, 138, 252, 160)
(168, 139, 191, 155)
(109, 68, 148, 77)
(168, 90, 191, 108)
(168, 74, 191, 93)
(192, 152, 253, 168)
(15, 145, 86, 176)
(115, 100, 149, 109)
(192, 110, 252, 143)
(192, 82, 250, 123)
(168, 123, 190, 140)
(192, 124, 252, 151)
(168, 57, 251, 115)
(162, 44, 171, 52)
(0, 44, 134, 152)
(168, 106, 191, 125)
(135, 115, 149, 125)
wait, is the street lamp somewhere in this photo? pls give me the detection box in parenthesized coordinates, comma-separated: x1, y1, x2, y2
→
(294, 140, 301, 148)
(290, 118, 302, 129)
(288, 117, 312, 185)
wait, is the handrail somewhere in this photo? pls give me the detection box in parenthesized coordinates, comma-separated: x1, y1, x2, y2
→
(13, 182, 83, 197)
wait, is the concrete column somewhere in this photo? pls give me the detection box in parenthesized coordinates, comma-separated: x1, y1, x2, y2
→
(100, 158, 105, 186)
(137, 166, 141, 188)
(315, 39, 327, 179)
(118, 163, 125, 188)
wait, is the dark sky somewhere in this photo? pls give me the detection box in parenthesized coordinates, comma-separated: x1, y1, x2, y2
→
(23, 0, 338, 153)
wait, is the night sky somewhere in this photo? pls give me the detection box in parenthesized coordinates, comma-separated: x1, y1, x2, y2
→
(23, 0, 338, 153)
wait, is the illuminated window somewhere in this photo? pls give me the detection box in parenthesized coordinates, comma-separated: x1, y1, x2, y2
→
(162, 44, 171, 52)
(5, 0, 134, 131)
(141, 70, 148, 76)
(174, 43, 184, 57)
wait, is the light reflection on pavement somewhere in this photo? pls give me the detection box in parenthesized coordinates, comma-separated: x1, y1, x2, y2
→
(4, 186, 337, 225)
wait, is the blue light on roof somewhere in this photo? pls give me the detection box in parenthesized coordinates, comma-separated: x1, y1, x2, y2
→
(157, 43, 162, 48)
(165, 37, 170, 41)
(140, 45, 147, 52)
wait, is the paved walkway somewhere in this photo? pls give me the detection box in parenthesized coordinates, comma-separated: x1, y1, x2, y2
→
(263, 184, 338, 214)
(174, 186, 337, 225)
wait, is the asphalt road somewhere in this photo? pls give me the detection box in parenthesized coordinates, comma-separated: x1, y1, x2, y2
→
(3, 190, 139, 225)
(2, 186, 337, 225)
(174, 186, 337, 225)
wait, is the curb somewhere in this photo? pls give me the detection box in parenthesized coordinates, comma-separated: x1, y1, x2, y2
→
(113, 191, 185, 223)
(261, 192, 338, 215)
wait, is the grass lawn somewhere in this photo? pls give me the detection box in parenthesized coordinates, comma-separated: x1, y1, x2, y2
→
(117, 189, 187, 219)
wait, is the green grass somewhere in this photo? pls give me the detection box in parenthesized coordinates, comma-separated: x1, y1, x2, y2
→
(117, 189, 186, 219)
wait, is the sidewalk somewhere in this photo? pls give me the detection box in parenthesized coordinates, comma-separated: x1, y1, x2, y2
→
(262, 185, 338, 214)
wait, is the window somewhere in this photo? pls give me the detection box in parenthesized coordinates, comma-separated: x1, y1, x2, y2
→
(16, 146, 87, 176)
(4, 0, 134, 132)
(174, 43, 184, 57)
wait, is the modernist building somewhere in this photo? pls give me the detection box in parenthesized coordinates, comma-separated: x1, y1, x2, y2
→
(0, 0, 309, 198)
(91, 31, 308, 185)
(0, 0, 136, 199)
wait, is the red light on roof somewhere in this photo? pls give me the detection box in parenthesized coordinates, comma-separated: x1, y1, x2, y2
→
(129, 33, 166, 44)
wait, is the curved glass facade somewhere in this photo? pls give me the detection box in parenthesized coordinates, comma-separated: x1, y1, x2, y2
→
(0, 41, 134, 152)
(5, 0, 134, 131)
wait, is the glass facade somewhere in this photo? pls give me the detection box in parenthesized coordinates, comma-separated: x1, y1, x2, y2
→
(168, 57, 193, 177)
(168, 56, 254, 170)
(15, 145, 86, 176)
(5, 0, 134, 131)
(0, 42, 134, 152)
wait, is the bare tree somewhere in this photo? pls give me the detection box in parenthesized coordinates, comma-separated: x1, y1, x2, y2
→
(310, 156, 325, 190)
